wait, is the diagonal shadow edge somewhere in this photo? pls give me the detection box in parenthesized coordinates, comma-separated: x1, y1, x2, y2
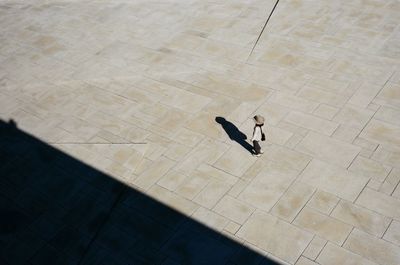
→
(0, 119, 279, 265)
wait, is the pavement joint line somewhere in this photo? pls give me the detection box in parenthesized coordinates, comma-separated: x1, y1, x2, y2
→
(247, 0, 280, 61)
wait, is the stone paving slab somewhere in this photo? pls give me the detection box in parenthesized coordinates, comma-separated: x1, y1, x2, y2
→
(1, 0, 400, 264)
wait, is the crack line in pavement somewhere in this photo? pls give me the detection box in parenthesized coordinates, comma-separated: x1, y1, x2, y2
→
(247, 0, 280, 61)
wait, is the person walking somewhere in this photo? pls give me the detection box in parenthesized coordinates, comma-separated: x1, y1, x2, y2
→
(251, 115, 265, 157)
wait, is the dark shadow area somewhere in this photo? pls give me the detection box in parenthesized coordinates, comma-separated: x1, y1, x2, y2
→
(215, 117, 254, 154)
(0, 119, 279, 265)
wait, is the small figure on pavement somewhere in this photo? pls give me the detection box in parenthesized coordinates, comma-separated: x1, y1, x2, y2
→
(251, 115, 265, 157)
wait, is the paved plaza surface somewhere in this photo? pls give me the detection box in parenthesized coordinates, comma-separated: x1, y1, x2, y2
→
(1, 0, 400, 264)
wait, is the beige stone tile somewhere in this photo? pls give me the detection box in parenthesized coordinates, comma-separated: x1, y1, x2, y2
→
(202, 95, 239, 117)
(191, 72, 271, 102)
(175, 138, 229, 174)
(367, 179, 382, 190)
(308, 77, 350, 95)
(367, 102, 380, 111)
(372, 147, 400, 169)
(312, 104, 339, 120)
(159, 84, 212, 114)
(307, 190, 339, 215)
(349, 156, 390, 181)
(376, 82, 400, 109)
(384, 220, 400, 246)
(271, 182, 315, 222)
(331, 200, 391, 237)
(333, 105, 374, 130)
(344, 229, 400, 265)
(317, 242, 378, 265)
(297, 86, 348, 107)
(285, 133, 305, 149)
(196, 163, 238, 185)
(380, 168, 400, 195)
(147, 185, 198, 216)
(239, 161, 299, 211)
(268, 91, 319, 113)
(228, 179, 250, 198)
(284, 111, 339, 136)
(237, 210, 313, 264)
(360, 119, 400, 152)
(353, 137, 378, 151)
(265, 126, 294, 145)
(356, 188, 400, 219)
(133, 156, 175, 191)
(223, 221, 241, 235)
(175, 170, 211, 200)
(278, 120, 310, 136)
(296, 256, 319, 265)
(263, 144, 312, 171)
(191, 207, 229, 231)
(375, 106, 400, 127)
(332, 125, 361, 143)
(173, 128, 204, 147)
(163, 143, 192, 162)
(348, 83, 382, 108)
(228, 101, 262, 124)
(300, 159, 368, 202)
(256, 102, 291, 126)
(185, 112, 225, 140)
(302, 236, 326, 261)
(214, 145, 256, 177)
(213, 195, 255, 224)
(153, 108, 191, 137)
(157, 170, 187, 191)
(193, 180, 231, 209)
(296, 132, 361, 168)
(294, 207, 352, 244)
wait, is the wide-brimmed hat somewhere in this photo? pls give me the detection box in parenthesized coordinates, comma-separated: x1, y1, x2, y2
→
(253, 115, 265, 125)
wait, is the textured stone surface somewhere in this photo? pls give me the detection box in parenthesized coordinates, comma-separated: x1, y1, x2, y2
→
(1, 0, 400, 264)
(237, 211, 313, 264)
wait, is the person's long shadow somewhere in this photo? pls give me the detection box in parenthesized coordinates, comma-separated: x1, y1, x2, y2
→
(216, 117, 254, 154)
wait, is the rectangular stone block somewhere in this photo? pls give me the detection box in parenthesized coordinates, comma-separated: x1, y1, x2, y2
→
(317, 242, 377, 265)
(268, 91, 319, 113)
(191, 207, 229, 231)
(344, 229, 400, 265)
(263, 144, 312, 171)
(213, 195, 255, 224)
(147, 185, 198, 216)
(348, 83, 382, 108)
(133, 157, 175, 191)
(333, 105, 374, 130)
(298, 86, 348, 107)
(299, 159, 368, 201)
(294, 207, 352, 245)
(193, 180, 231, 209)
(307, 190, 339, 215)
(214, 145, 256, 177)
(302, 236, 326, 260)
(296, 132, 361, 168)
(284, 111, 338, 136)
(384, 220, 400, 246)
(348, 156, 391, 182)
(360, 119, 400, 152)
(331, 200, 391, 237)
(356, 188, 400, 219)
(271, 182, 315, 222)
(237, 210, 313, 264)
(239, 161, 299, 211)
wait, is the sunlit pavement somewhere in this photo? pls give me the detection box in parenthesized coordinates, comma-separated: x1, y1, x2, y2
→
(1, 0, 400, 264)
